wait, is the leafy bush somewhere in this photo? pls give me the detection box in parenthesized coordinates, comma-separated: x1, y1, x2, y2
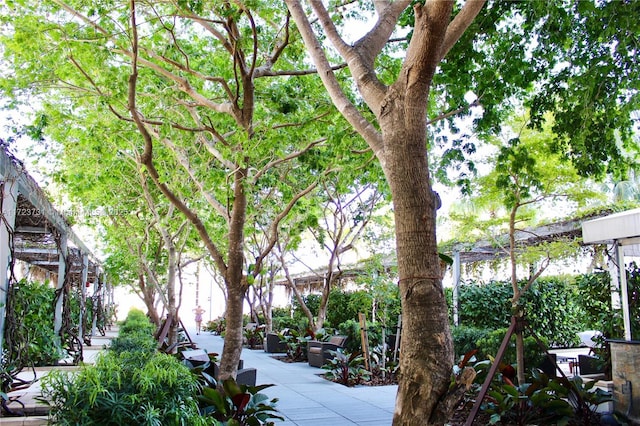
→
(6, 279, 64, 367)
(109, 331, 157, 356)
(322, 349, 370, 387)
(337, 319, 382, 353)
(521, 277, 582, 347)
(198, 378, 283, 425)
(455, 277, 585, 347)
(326, 289, 372, 328)
(204, 316, 227, 335)
(244, 325, 265, 349)
(41, 350, 207, 425)
(476, 328, 548, 370)
(368, 344, 399, 385)
(481, 370, 613, 425)
(118, 308, 155, 336)
(41, 308, 209, 425)
(452, 326, 492, 360)
(276, 328, 310, 362)
(458, 281, 513, 330)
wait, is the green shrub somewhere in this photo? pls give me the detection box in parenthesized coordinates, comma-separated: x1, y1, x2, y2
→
(42, 350, 208, 425)
(108, 331, 157, 356)
(326, 289, 372, 328)
(476, 327, 548, 369)
(455, 277, 585, 347)
(322, 348, 370, 387)
(118, 308, 155, 336)
(6, 279, 64, 367)
(452, 326, 491, 360)
(204, 316, 226, 335)
(337, 319, 382, 353)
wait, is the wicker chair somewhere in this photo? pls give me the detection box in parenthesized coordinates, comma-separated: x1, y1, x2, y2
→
(264, 332, 287, 353)
(307, 335, 348, 368)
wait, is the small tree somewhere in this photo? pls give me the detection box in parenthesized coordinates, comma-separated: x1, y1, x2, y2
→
(452, 116, 603, 383)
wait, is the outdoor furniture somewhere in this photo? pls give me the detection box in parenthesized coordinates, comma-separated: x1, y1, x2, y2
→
(264, 332, 287, 353)
(204, 362, 256, 386)
(538, 353, 558, 377)
(578, 354, 605, 377)
(307, 335, 348, 368)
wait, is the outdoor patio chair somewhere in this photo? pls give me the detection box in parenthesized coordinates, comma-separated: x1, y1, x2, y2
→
(204, 361, 256, 386)
(578, 354, 605, 377)
(264, 332, 287, 353)
(307, 335, 348, 368)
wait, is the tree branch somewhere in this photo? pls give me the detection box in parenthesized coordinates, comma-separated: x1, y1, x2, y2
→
(285, 0, 384, 158)
(127, 0, 228, 277)
(441, 0, 487, 61)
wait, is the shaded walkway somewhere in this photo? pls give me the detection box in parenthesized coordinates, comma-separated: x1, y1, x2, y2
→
(189, 327, 397, 426)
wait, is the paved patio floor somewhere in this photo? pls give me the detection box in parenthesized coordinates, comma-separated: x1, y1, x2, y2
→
(189, 328, 397, 426)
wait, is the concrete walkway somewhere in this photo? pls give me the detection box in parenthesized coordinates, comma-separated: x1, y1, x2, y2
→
(189, 328, 397, 426)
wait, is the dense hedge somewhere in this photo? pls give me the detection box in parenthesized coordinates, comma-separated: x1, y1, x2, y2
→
(453, 277, 584, 348)
(42, 308, 210, 425)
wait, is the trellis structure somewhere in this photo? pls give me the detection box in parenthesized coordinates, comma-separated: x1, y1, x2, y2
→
(0, 144, 110, 367)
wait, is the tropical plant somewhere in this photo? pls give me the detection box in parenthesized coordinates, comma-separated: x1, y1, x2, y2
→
(476, 328, 549, 372)
(205, 317, 227, 336)
(481, 370, 612, 426)
(368, 344, 399, 385)
(198, 378, 283, 426)
(276, 328, 310, 362)
(41, 350, 206, 425)
(40, 309, 209, 425)
(322, 349, 371, 387)
(244, 325, 265, 350)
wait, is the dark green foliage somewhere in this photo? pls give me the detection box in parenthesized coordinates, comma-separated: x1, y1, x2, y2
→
(5, 279, 64, 367)
(452, 326, 492, 361)
(270, 307, 298, 331)
(521, 277, 582, 347)
(198, 378, 283, 426)
(322, 349, 370, 387)
(337, 319, 382, 353)
(575, 270, 620, 334)
(476, 328, 548, 370)
(326, 289, 372, 328)
(458, 281, 513, 330)
(481, 370, 612, 426)
(455, 277, 584, 347)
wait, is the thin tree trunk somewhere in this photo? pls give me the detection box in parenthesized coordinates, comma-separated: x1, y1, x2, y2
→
(510, 205, 526, 384)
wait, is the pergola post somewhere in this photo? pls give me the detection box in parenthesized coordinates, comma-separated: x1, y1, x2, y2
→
(79, 253, 89, 342)
(0, 178, 18, 353)
(53, 233, 68, 338)
(91, 264, 100, 336)
(616, 242, 632, 341)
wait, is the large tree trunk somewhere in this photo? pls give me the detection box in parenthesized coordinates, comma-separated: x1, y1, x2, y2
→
(382, 117, 454, 425)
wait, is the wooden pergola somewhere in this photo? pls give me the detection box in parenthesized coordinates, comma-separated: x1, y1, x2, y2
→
(0, 144, 108, 361)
